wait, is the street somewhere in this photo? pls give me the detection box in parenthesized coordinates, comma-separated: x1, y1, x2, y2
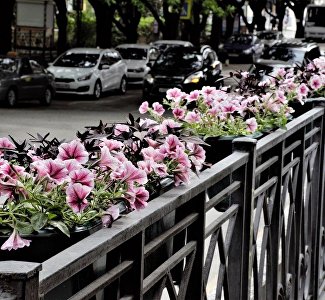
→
(0, 64, 249, 141)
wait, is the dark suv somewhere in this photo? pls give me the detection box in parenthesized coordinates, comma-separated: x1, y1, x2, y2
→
(143, 45, 222, 101)
(252, 40, 321, 77)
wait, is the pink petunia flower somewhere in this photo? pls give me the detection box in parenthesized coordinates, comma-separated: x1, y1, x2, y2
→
(166, 88, 183, 101)
(184, 111, 201, 123)
(139, 101, 149, 114)
(152, 102, 165, 116)
(297, 83, 309, 97)
(0, 137, 15, 156)
(174, 165, 190, 186)
(1, 229, 31, 251)
(126, 185, 149, 210)
(172, 108, 186, 120)
(246, 117, 258, 133)
(32, 159, 69, 184)
(310, 75, 322, 90)
(102, 205, 120, 228)
(114, 124, 130, 136)
(187, 90, 200, 102)
(110, 161, 148, 185)
(70, 168, 95, 188)
(58, 140, 89, 164)
(66, 183, 91, 213)
(100, 138, 124, 151)
(99, 146, 120, 170)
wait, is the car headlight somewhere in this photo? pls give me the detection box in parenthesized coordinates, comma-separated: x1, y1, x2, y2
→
(243, 48, 252, 55)
(144, 74, 154, 84)
(184, 71, 204, 84)
(77, 73, 92, 81)
(218, 44, 224, 50)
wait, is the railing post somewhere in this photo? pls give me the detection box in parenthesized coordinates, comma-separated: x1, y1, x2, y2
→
(231, 137, 257, 300)
(0, 261, 41, 300)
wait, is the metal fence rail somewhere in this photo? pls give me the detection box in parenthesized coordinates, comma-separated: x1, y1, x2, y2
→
(0, 106, 324, 300)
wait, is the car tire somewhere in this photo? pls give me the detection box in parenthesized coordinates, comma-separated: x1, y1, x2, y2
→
(118, 77, 127, 95)
(6, 88, 17, 108)
(93, 81, 102, 100)
(40, 87, 52, 106)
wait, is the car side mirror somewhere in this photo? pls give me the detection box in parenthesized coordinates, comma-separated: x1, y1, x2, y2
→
(146, 62, 152, 68)
(47, 62, 53, 67)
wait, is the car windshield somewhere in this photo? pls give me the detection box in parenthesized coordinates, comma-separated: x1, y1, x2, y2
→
(0, 58, 18, 72)
(153, 49, 202, 71)
(261, 46, 305, 64)
(53, 52, 99, 68)
(228, 35, 253, 45)
(117, 48, 147, 60)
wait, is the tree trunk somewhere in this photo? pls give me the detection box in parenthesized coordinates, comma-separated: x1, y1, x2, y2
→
(0, 0, 15, 55)
(88, 0, 114, 48)
(54, 0, 68, 55)
(248, 0, 267, 31)
(190, 2, 202, 46)
(209, 14, 222, 50)
(162, 1, 181, 39)
(225, 15, 235, 38)
(292, 2, 310, 38)
(275, 1, 286, 32)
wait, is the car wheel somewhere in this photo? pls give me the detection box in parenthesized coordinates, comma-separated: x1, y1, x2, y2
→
(93, 81, 102, 100)
(40, 87, 52, 106)
(6, 88, 17, 108)
(118, 77, 127, 95)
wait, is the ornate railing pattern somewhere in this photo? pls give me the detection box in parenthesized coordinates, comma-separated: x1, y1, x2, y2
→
(0, 106, 324, 300)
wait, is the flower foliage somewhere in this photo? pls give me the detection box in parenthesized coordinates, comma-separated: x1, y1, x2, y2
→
(0, 115, 206, 251)
(140, 57, 324, 138)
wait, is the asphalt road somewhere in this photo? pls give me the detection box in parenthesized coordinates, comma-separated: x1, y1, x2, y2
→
(0, 64, 249, 141)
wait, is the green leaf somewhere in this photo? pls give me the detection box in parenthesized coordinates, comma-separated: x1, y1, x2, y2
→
(47, 213, 57, 220)
(49, 221, 70, 237)
(15, 220, 34, 234)
(31, 213, 48, 231)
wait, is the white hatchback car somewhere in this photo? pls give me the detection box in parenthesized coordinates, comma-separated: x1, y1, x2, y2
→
(115, 44, 159, 84)
(47, 48, 127, 99)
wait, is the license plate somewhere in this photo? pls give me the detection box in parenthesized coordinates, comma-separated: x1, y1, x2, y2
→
(158, 87, 169, 93)
(228, 53, 239, 57)
(55, 83, 70, 89)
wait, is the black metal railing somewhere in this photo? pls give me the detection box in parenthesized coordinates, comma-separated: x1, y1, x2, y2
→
(0, 106, 324, 300)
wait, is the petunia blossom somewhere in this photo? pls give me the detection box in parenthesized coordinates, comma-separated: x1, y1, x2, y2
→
(66, 183, 91, 213)
(114, 124, 130, 136)
(310, 75, 322, 90)
(70, 168, 95, 188)
(126, 185, 149, 210)
(58, 140, 89, 164)
(0, 137, 15, 156)
(110, 161, 148, 185)
(246, 117, 258, 133)
(152, 102, 165, 116)
(1, 229, 31, 251)
(184, 111, 201, 123)
(32, 159, 69, 184)
(139, 101, 149, 114)
(102, 205, 120, 228)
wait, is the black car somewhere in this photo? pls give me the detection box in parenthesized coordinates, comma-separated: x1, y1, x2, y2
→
(0, 56, 55, 107)
(218, 33, 264, 63)
(143, 45, 222, 101)
(251, 40, 321, 79)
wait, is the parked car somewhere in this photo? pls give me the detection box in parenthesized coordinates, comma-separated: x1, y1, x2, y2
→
(218, 33, 264, 63)
(47, 48, 127, 99)
(0, 56, 55, 107)
(256, 30, 284, 48)
(250, 40, 321, 79)
(115, 44, 160, 84)
(150, 40, 194, 52)
(143, 45, 222, 101)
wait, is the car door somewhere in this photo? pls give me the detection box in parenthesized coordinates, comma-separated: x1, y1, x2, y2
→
(29, 60, 47, 96)
(98, 52, 115, 91)
(111, 51, 126, 88)
(17, 58, 37, 99)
